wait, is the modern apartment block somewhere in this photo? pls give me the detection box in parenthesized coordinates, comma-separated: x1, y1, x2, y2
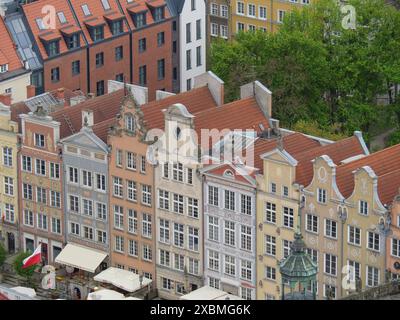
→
(0, 16, 31, 104)
(231, 0, 312, 34)
(0, 101, 19, 253)
(1, 0, 174, 99)
(166, 0, 206, 92)
(256, 132, 369, 300)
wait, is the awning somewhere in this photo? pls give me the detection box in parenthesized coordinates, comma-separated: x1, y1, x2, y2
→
(93, 267, 152, 292)
(87, 289, 125, 300)
(39, 32, 62, 42)
(180, 286, 243, 300)
(55, 243, 107, 273)
(84, 18, 106, 28)
(11, 287, 36, 298)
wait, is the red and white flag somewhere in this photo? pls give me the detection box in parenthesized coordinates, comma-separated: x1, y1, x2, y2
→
(22, 244, 42, 269)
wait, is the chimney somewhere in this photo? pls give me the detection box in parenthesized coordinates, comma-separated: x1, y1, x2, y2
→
(194, 71, 225, 106)
(26, 85, 36, 98)
(82, 109, 94, 127)
(0, 93, 12, 106)
(55, 88, 65, 100)
(240, 81, 272, 119)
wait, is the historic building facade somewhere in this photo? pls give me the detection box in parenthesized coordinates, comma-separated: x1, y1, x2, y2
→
(18, 107, 64, 263)
(0, 102, 19, 253)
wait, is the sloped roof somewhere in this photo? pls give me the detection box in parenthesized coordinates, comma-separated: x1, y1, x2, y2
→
(377, 169, 400, 205)
(51, 89, 125, 138)
(295, 136, 367, 187)
(0, 16, 24, 72)
(336, 143, 400, 200)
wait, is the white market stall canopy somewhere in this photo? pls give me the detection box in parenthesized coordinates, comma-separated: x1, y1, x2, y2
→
(94, 267, 152, 293)
(11, 286, 36, 298)
(55, 243, 107, 273)
(180, 286, 243, 300)
(87, 289, 125, 300)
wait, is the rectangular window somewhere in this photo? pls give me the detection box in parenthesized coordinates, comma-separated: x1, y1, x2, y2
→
(96, 80, 105, 96)
(265, 235, 276, 256)
(359, 200, 369, 215)
(159, 219, 170, 243)
(367, 231, 380, 251)
(4, 204, 14, 223)
(270, 182, 276, 194)
(173, 194, 184, 214)
(83, 226, 94, 240)
(97, 230, 107, 244)
(51, 67, 60, 82)
(140, 155, 146, 173)
(208, 186, 219, 206)
(157, 59, 165, 80)
(307, 248, 318, 264)
(187, 226, 199, 252)
(173, 163, 184, 181)
(324, 253, 337, 276)
(36, 187, 47, 205)
(141, 184, 152, 205)
(186, 50, 191, 70)
(72, 60, 80, 75)
(317, 188, 327, 204)
(37, 213, 48, 230)
(241, 194, 251, 215)
(157, 32, 165, 46)
(283, 239, 292, 258)
(174, 223, 184, 247)
(114, 205, 124, 230)
(3, 147, 12, 166)
(186, 23, 191, 43)
(366, 266, 379, 287)
(211, 3, 218, 15)
(96, 202, 107, 220)
(224, 255, 235, 276)
(113, 177, 123, 197)
(50, 162, 60, 179)
(265, 202, 276, 224)
(237, 1, 245, 14)
(82, 198, 93, 216)
(265, 266, 276, 280)
(115, 235, 124, 253)
(306, 214, 318, 233)
(128, 209, 138, 234)
(159, 250, 170, 267)
(196, 46, 201, 67)
(240, 225, 252, 251)
(211, 23, 218, 37)
(139, 65, 146, 85)
(196, 19, 201, 40)
(142, 244, 152, 261)
(221, 5, 228, 18)
(95, 173, 106, 191)
(96, 52, 104, 67)
(325, 219, 337, 239)
(240, 260, 252, 281)
(174, 253, 185, 271)
(4, 176, 13, 196)
(259, 6, 267, 19)
(278, 10, 286, 23)
(225, 190, 235, 211)
(23, 183, 33, 200)
(115, 46, 123, 61)
(116, 149, 123, 167)
(127, 180, 137, 202)
(139, 38, 146, 53)
(70, 222, 80, 235)
(158, 189, 170, 210)
(69, 195, 79, 213)
(22, 155, 32, 172)
(248, 4, 256, 17)
(24, 210, 34, 227)
(188, 258, 199, 275)
(35, 159, 46, 176)
(283, 207, 294, 228)
(82, 170, 92, 188)
(208, 216, 219, 241)
(50, 191, 61, 208)
(187, 168, 193, 184)
(128, 239, 138, 257)
(69, 167, 78, 183)
(224, 221, 235, 246)
(208, 250, 219, 271)
(187, 197, 199, 218)
(126, 152, 137, 170)
(142, 213, 152, 238)
(392, 238, 400, 257)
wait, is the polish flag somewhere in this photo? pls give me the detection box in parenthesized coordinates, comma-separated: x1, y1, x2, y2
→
(22, 244, 42, 269)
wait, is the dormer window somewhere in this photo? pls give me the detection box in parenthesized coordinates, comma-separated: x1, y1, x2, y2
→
(82, 4, 91, 16)
(57, 12, 67, 24)
(66, 33, 80, 49)
(47, 40, 60, 57)
(91, 26, 104, 41)
(153, 7, 164, 22)
(134, 13, 146, 28)
(111, 20, 124, 35)
(36, 18, 47, 30)
(224, 170, 234, 178)
(101, 0, 111, 10)
(0, 64, 8, 73)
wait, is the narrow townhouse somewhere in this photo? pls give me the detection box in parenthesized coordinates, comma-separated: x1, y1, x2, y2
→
(154, 79, 272, 299)
(166, 0, 206, 92)
(256, 132, 369, 300)
(108, 72, 221, 284)
(0, 16, 31, 104)
(18, 105, 64, 263)
(206, 0, 230, 42)
(0, 101, 19, 253)
(334, 145, 400, 298)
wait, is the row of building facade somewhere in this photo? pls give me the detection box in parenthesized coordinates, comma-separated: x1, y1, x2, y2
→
(1, 71, 400, 300)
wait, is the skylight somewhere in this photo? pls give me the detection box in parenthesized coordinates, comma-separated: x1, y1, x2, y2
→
(81, 4, 91, 16)
(101, 0, 111, 10)
(57, 12, 67, 24)
(36, 18, 46, 30)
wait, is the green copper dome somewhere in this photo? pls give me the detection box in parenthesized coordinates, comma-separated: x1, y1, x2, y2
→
(279, 232, 318, 286)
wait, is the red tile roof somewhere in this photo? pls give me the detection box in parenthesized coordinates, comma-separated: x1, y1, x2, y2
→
(22, 0, 85, 59)
(141, 87, 217, 129)
(252, 133, 322, 173)
(336, 143, 400, 199)
(377, 169, 400, 205)
(120, 0, 171, 30)
(0, 16, 24, 71)
(51, 89, 125, 138)
(205, 163, 257, 185)
(92, 117, 117, 142)
(295, 136, 367, 187)
(69, 0, 128, 45)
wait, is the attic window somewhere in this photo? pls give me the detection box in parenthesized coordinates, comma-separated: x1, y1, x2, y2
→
(153, 7, 164, 22)
(47, 40, 60, 57)
(125, 114, 135, 132)
(224, 170, 234, 178)
(82, 4, 91, 16)
(36, 18, 46, 30)
(0, 64, 8, 73)
(101, 0, 111, 10)
(57, 12, 67, 24)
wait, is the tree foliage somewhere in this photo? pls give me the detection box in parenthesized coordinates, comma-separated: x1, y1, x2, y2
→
(13, 252, 37, 280)
(209, 0, 400, 141)
(0, 244, 6, 268)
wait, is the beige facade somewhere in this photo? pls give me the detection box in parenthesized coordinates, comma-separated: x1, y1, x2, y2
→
(0, 72, 31, 104)
(0, 102, 19, 253)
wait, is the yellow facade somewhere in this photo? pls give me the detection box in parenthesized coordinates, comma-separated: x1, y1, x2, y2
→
(256, 149, 301, 300)
(231, 0, 312, 34)
(0, 103, 19, 253)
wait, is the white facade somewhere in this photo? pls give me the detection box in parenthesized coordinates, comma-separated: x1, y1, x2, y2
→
(202, 164, 257, 300)
(0, 71, 31, 103)
(179, 0, 206, 92)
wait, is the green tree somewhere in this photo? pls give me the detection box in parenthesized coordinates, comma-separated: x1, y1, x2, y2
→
(388, 130, 400, 146)
(13, 252, 37, 282)
(0, 244, 6, 268)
